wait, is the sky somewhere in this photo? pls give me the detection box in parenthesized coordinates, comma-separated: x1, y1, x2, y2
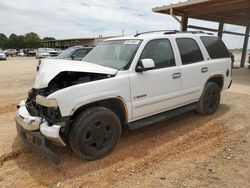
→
(0, 0, 249, 49)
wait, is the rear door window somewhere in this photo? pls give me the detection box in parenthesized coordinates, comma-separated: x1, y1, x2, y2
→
(176, 38, 204, 65)
(73, 49, 88, 59)
(200, 36, 230, 59)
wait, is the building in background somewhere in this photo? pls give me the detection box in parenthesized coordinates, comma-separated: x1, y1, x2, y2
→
(39, 36, 115, 49)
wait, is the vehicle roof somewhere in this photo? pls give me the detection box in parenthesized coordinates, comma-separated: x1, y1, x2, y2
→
(105, 31, 216, 41)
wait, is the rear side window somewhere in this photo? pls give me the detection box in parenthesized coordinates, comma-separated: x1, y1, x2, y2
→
(140, 39, 175, 69)
(200, 36, 230, 59)
(73, 49, 88, 58)
(176, 38, 204, 65)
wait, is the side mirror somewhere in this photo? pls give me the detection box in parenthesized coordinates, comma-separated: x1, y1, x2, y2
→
(136, 59, 155, 72)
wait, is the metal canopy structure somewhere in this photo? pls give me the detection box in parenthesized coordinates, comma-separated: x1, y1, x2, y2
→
(153, 0, 250, 68)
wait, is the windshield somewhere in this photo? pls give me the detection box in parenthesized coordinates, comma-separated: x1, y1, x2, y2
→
(83, 40, 141, 70)
(57, 48, 75, 59)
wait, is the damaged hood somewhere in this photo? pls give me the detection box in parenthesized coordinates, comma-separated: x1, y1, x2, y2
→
(34, 59, 118, 89)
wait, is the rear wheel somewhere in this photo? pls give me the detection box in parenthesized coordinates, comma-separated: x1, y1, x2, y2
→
(196, 82, 221, 115)
(69, 106, 121, 160)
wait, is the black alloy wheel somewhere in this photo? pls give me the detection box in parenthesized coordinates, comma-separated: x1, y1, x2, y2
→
(196, 82, 221, 115)
(69, 107, 121, 160)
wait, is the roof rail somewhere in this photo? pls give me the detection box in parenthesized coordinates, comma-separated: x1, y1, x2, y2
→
(163, 30, 179, 34)
(179, 31, 214, 35)
(165, 31, 214, 35)
(134, 30, 213, 37)
(134, 30, 179, 37)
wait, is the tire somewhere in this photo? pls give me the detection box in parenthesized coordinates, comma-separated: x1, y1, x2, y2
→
(69, 106, 122, 160)
(196, 82, 221, 115)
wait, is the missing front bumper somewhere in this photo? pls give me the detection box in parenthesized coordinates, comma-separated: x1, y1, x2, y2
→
(16, 100, 66, 145)
(16, 121, 61, 164)
(15, 100, 67, 164)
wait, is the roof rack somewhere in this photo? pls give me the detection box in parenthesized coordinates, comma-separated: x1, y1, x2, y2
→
(163, 30, 179, 34)
(134, 30, 179, 37)
(164, 30, 213, 35)
(134, 30, 213, 37)
(178, 31, 214, 35)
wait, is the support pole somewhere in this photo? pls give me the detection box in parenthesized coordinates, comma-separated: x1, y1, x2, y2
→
(170, 8, 188, 32)
(218, 22, 224, 39)
(240, 25, 250, 68)
(182, 17, 188, 32)
(170, 8, 182, 31)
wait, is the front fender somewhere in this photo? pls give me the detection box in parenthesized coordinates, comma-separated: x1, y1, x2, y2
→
(47, 74, 131, 119)
(69, 95, 127, 116)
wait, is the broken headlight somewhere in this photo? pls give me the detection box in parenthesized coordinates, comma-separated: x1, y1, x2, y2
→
(36, 95, 58, 108)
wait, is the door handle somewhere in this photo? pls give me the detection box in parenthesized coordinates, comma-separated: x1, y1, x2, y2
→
(172, 73, 181, 79)
(201, 67, 208, 73)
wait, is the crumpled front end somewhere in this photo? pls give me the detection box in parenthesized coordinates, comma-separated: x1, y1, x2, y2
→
(15, 59, 118, 163)
(15, 97, 66, 164)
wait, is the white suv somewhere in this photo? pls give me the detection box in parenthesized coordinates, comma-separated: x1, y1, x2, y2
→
(16, 31, 232, 164)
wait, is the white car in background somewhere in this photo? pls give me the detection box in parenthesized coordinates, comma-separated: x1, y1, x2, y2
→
(0, 51, 7, 60)
(17, 49, 25, 57)
(36, 48, 59, 59)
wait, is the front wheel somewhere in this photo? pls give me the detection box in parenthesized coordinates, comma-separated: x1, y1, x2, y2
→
(69, 107, 121, 160)
(196, 82, 221, 115)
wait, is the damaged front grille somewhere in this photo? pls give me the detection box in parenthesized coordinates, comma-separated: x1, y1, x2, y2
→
(26, 88, 62, 123)
(26, 88, 47, 116)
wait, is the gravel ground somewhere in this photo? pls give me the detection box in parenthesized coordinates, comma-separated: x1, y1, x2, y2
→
(0, 57, 249, 188)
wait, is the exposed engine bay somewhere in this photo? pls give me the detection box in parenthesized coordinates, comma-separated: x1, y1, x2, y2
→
(48, 71, 112, 93)
(26, 71, 113, 124)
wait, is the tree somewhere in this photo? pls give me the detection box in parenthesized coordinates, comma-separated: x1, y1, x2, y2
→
(0, 33, 8, 49)
(8, 33, 18, 49)
(16, 35, 26, 49)
(0, 32, 51, 49)
(25, 32, 41, 48)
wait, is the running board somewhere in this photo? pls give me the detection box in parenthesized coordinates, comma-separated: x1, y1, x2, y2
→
(128, 103, 197, 131)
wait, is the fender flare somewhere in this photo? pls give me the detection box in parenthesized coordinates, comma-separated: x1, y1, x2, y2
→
(69, 96, 128, 123)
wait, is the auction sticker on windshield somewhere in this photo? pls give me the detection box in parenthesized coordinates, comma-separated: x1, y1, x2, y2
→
(124, 40, 140, 45)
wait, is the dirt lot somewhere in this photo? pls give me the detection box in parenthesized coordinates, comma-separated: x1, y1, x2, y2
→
(0, 57, 249, 188)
